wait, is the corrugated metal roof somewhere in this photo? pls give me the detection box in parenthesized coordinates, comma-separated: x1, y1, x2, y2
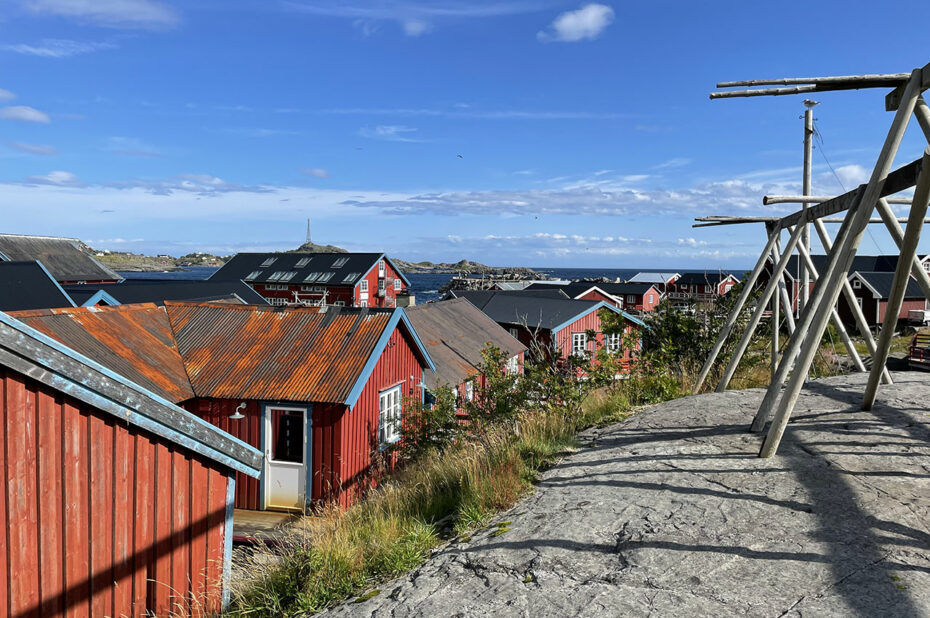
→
(0, 233, 121, 282)
(165, 302, 396, 403)
(405, 298, 527, 390)
(9, 304, 195, 403)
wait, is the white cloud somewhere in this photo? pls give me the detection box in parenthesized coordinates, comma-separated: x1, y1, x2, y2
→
(302, 167, 331, 179)
(25, 170, 83, 186)
(0, 89, 15, 102)
(654, 157, 692, 170)
(831, 164, 869, 190)
(1, 38, 117, 58)
(0, 105, 51, 123)
(358, 124, 423, 142)
(6, 141, 58, 156)
(402, 19, 431, 36)
(537, 3, 614, 43)
(678, 237, 707, 247)
(23, 0, 179, 29)
(106, 136, 161, 157)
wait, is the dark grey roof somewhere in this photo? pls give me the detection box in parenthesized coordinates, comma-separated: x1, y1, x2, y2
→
(0, 309, 262, 477)
(405, 298, 526, 390)
(779, 255, 926, 280)
(63, 279, 268, 306)
(0, 234, 121, 282)
(850, 271, 925, 299)
(209, 252, 409, 286)
(527, 282, 658, 298)
(0, 261, 75, 311)
(675, 272, 737, 286)
(455, 290, 606, 331)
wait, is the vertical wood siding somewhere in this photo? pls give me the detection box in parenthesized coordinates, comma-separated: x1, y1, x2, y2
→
(186, 398, 263, 510)
(0, 368, 231, 618)
(333, 327, 422, 508)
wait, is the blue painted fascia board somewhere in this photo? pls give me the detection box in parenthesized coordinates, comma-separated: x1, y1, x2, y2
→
(80, 289, 120, 307)
(222, 471, 236, 610)
(552, 301, 647, 335)
(343, 308, 435, 408)
(0, 310, 262, 476)
(33, 260, 76, 308)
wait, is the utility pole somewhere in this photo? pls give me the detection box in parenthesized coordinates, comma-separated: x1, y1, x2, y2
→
(800, 99, 819, 315)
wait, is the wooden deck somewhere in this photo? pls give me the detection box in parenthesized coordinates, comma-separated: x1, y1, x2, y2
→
(232, 509, 298, 542)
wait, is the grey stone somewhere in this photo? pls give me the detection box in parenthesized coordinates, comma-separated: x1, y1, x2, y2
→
(325, 372, 930, 617)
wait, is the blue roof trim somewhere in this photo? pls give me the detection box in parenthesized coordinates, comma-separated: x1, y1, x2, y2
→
(383, 255, 412, 286)
(33, 260, 77, 308)
(343, 308, 436, 408)
(0, 310, 262, 476)
(80, 289, 121, 307)
(551, 301, 646, 334)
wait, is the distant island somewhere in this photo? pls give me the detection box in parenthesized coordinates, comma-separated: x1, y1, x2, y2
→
(88, 240, 540, 277)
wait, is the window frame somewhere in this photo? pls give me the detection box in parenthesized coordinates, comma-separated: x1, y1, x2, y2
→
(378, 385, 403, 447)
(606, 333, 623, 354)
(360, 279, 369, 292)
(571, 332, 588, 357)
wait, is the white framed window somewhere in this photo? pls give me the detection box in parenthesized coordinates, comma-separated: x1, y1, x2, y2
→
(572, 332, 588, 357)
(379, 260, 385, 276)
(378, 279, 385, 294)
(333, 300, 345, 306)
(705, 284, 712, 293)
(269, 297, 287, 306)
(852, 279, 861, 289)
(360, 280, 369, 292)
(318, 272, 334, 283)
(393, 278, 401, 291)
(924, 261, 930, 272)
(509, 327, 519, 338)
(343, 272, 360, 283)
(648, 294, 655, 304)
(245, 270, 262, 281)
(465, 380, 474, 401)
(379, 385, 402, 446)
(295, 257, 311, 268)
(506, 355, 519, 375)
(606, 333, 623, 353)
(360, 299, 368, 307)
(627, 295, 636, 304)
(260, 257, 277, 267)
(332, 257, 349, 268)
(856, 297, 863, 308)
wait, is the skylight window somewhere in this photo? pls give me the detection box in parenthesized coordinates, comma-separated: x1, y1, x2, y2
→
(295, 257, 311, 267)
(267, 271, 286, 281)
(304, 272, 321, 283)
(261, 257, 277, 267)
(331, 257, 349, 268)
(343, 272, 360, 283)
(280, 271, 298, 282)
(245, 270, 262, 281)
(318, 272, 334, 283)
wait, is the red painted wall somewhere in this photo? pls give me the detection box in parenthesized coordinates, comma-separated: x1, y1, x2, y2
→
(1, 368, 230, 618)
(354, 259, 406, 308)
(335, 326, 422, 508)
(577, 289, 620, 307)
(555, 309, 606, 361)
(249, 260, 408, 308)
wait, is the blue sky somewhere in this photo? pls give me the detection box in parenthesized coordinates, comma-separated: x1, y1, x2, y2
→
(1, 0, 929, 268)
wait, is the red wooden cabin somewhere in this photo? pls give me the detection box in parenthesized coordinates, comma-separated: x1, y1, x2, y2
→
(210, 252, 411, 308)
(667, 272, 738, 303)
(0, 310, 262, 618)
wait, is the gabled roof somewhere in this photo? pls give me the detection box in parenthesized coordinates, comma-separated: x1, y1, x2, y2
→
(526, 281, 658, 299)
(0, 233, 121, 282)
(848, 271, 925, 299)
(0, 309, 262, 477)
(164, 302, 432, 407)
(62, 279, 268, 306)
(9, 304, 196, 404)
(0, 260, 75, 311)
(628, 272, 680, 284)
(456, 290, 645, 331)
(675, 272, 737, 286)
(209, 252, 410, 287)
(405, 298, 527, 391)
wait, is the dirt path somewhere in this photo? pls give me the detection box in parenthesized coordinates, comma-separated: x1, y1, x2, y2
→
(327, 372, 930, 617)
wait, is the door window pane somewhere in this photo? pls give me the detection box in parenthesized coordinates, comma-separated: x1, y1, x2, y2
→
(272, 409, 304, 463)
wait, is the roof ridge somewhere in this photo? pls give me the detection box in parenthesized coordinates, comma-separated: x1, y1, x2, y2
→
(9, 302, 160, 318)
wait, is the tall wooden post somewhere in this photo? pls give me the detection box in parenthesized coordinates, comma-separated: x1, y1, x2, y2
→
(769, 224, 780, 380)
(800, 100, 818, 315)
(862, 148, 930, 410)
(758, 70, 922, 457)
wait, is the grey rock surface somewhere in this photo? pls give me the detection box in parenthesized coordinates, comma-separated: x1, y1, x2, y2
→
(326, 372, 930, 617)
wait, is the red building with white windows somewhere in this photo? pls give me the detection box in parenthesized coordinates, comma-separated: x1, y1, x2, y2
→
(524, 282, 663, 313)
(667, 272, 738, 303)
(210, 252, 412, 308)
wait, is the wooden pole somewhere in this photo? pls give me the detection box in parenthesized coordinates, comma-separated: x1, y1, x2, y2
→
(812, 218, 892, 385)
(773, 248, 797, 334)
(769, 224, 780, 381)
(862, 148, 930, 410)
(758, 70, 922, 457)
(763, 195, 913, 205)
(716, 222, 806, 392)
(691, 229, 780, 393)
(716, 74, 910, 88)
(794, 237, 866, 372)
(875, 198, 930, 300)
(801, 101, 817, 315)
(914, 97, 930, 141)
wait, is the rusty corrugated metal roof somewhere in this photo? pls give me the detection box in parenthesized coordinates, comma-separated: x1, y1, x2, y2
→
(9, 304, 195, 403)
(164, 302, 395, 403)
(405, 298, 527, 390)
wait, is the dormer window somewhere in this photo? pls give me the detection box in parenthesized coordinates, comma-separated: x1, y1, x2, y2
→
(279, 271, 297, 282)
(332, 257, 349, 268)
(304, 272, 321, 283)
(318, 272, 334, 283)
(260, 257, 277, 267)
(267, 271, 286, 281)
(343, 272, 360, 283)
(245, 270, 262, 281)
(295, 257, 311, 267)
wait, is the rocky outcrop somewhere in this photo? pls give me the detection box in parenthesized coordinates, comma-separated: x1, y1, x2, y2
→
(327, 372, 930, 617)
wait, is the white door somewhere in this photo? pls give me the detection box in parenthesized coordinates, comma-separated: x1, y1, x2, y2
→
(264, 406, 307, 511)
